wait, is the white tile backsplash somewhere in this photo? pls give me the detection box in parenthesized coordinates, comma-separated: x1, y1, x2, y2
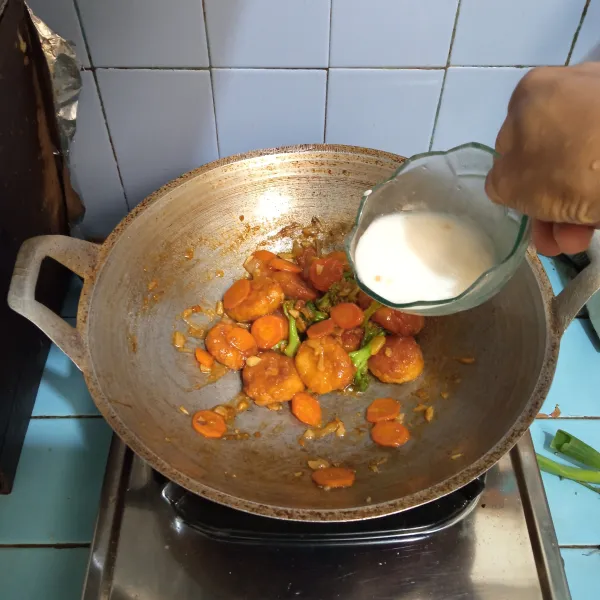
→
(571, 0, 600, 63)
(71, 73, 127, 239)
(330, 0, 458, 67)
(452, 0, 586, 66)
(33, 0, 594, 237)
(212, 69, 326, 156)
(96, 70, 218, 206)
(205, 0, 330, 68)
(77, 0, 209, 67)
(27, 0, 90, 67)
(432, 67, 531, 150)
(326, 69, 444, 156)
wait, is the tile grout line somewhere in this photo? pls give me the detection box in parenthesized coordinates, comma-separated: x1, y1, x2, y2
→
(30, 415, 103, 420)
(202, 0, 221, 158)
(535, 416, 600, 420)
(0, 543, 91, 549)
(72, 0, 131, 212)
(91, 73, 131, 212)
(81, 65, 547, 72)
(566, 0, 591, 65)
(323, 0, 334, 144)
(429, 0, 462, 151)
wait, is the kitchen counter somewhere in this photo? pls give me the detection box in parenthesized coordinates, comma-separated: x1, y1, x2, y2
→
(1, 261, 599, 599)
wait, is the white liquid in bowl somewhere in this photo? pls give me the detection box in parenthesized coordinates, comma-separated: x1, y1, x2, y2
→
(354, 213, 497, 304)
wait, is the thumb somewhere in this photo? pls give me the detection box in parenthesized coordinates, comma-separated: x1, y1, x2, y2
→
(552, 223, 594, 255)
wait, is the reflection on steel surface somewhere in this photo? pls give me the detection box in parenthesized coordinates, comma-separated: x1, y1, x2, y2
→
(83, 433, 570, 600)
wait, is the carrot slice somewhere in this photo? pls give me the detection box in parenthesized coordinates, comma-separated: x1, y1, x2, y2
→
(269, 257, 302, 273)
(371, 421, 410, 447)
(226, 327, 257, 352)
(323, 251, 350, 268)
(194, 348, 215, 368)
(223, 279, 251, 310)
(309, 258, 344, 292)
(330, 303, 364, 329)
(291, 392, 322, 427)
(251, 314, 288, 349)
(253, 249, 277, 262)
(307, 318, 335, 339)
(366, 397, 400, 423)
(312, 467, 355, 489)
(192, 410, 227, 439)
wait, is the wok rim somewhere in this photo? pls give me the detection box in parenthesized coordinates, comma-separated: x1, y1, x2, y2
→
(78, 144, 559, 522)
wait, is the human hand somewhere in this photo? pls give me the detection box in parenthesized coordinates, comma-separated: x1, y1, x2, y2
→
(485, 63, 600, 256)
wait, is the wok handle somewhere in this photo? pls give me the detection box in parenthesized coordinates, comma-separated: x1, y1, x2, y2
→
(553, 231, 600, 337)
(7, 235, 99, 371)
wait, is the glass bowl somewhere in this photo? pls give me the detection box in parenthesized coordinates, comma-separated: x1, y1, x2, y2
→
(345, 143, 531, 316)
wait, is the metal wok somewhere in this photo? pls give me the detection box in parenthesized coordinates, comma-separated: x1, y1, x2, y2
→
(8, 145, 600, 521)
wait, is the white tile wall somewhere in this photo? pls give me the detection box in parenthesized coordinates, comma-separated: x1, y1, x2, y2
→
(29, 0, 594, 236)
(330, 0, 458, 67)
(326, 69, 444, 156)
(77, 0, 209, 67)
(212, 69, 326, 156)
(27, 0, 90, 67)
(204, 0, 330, 67)
(96, 70, 218, 206)
(571, 0, 600, 63)
(70, 73, 127, 239)
(432, 67, 531, 150)
(452, 0, 586, 66)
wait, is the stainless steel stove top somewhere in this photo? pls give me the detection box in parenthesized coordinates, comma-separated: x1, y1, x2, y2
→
(82, 433, 569, 600)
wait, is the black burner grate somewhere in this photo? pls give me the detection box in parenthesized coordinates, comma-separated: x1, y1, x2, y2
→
(161, 475, 485, 547)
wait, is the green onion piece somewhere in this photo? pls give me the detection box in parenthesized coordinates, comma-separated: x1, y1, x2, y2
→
(536, 453, 600, 484)
(282, 302, 300, 358)
(576, 481, 600, 495)
(550, 429, 600, 470)
(315, 293, 331, 312)
(305, 301, 327, 323)
(363, 300, 382, 321)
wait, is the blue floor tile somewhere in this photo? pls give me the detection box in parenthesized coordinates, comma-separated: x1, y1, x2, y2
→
(61, 276, 82, 318)
(531, 420, 600, 546)
(0, 547, 89, 600)
(0, 419, 112, 544)
(538, 257, 600, 417)
(541, 318, 600, 417)
(561, 548, 600, 600)
(33, 319, 98, 417)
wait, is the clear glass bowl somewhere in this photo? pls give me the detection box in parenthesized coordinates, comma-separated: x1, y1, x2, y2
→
(345, 143, 531, 316)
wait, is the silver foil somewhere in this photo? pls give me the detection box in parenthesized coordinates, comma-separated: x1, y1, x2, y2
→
(27, 7, 82, 158)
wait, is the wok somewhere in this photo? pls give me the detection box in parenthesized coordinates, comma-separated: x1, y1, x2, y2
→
(8, 145, 600, 521)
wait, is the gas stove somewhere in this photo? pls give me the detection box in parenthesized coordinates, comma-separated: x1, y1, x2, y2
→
(82, 433, 568, 599)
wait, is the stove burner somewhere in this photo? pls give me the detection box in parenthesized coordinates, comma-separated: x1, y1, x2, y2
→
(161, 475, 485, 547)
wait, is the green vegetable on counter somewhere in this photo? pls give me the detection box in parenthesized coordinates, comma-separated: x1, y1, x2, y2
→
(349, 334, 386, 392)
(550, 429, 600, 469)
(536, 454, 600, 494)
(536, 428, 600, 495)
(283, 301, 300, 358)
